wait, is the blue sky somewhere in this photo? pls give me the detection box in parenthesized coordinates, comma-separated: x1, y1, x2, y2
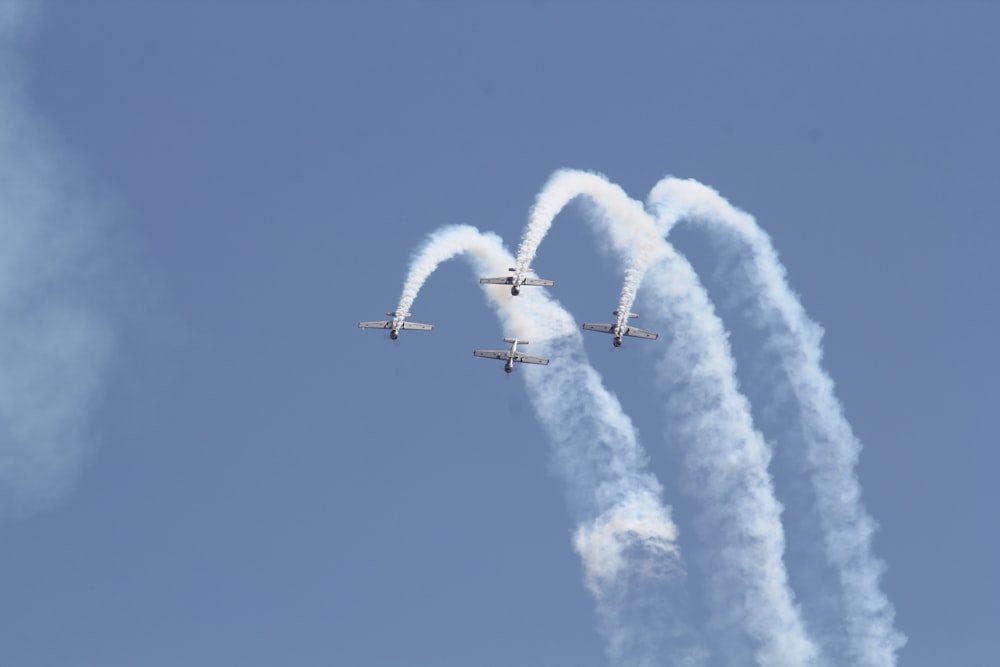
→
(1, 2, 997, 665)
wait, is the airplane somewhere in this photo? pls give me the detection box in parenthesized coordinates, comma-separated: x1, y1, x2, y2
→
(480, 267, 555, 296)
(473, 337, 550, 374)
(582, 311, 659, 348)
(357, 311, 433, 340)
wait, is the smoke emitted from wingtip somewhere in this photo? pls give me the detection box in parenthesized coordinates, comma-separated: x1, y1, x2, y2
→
(648, 176, 905, 666)
(0, 4, 115, 517)
(396, 223, 695, 666)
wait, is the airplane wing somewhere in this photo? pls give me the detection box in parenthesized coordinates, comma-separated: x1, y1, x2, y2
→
(513, 353, 549, 366)
(358, 321, 393, 329)
(473, 350, 509, 360)
(480, 277, 514, 285)
(399, 321, 433, 331)
(582, 323, 616, 334)
(623, 326, 658, 340)
(520, 278, 555, 287)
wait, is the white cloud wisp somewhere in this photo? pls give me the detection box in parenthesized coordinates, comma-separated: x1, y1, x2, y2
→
(0, 0, 114, 517)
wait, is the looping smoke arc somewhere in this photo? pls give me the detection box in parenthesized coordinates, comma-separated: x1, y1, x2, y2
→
(518, 170, 822, 666)
(393, 224, 699, 665)
(647, 177, 905, 666)
(379, 169, 902, 667)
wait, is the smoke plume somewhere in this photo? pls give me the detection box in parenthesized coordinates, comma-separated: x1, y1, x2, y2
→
(396, 223, 699, 666)
(519, 170, 821, 665)
(648, 176, 905, 666)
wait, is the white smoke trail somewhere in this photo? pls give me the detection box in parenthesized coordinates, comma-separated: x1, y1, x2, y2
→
(394, 225, 501, 324)
(394, 223, 701, 666)
(0, 0, 115, 517)
(515, 170, 659, 321)
(648, 177, 905, 666)
(519, 170, 821, 666)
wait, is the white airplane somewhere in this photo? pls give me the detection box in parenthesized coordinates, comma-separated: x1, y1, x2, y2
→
(473, 337, 550, 374)
(357, 311, 433, 340)
(582, 311, 659, 348)
(480, 267, 555, 296)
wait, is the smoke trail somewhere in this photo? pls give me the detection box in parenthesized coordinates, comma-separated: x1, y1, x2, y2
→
(520, 170, 821, 666)
(0, 0, 115, 516)
(394, 224, 702, 666)
(515, 170, 659, 322)
(394, 225, 501, 324)
(648, 177, 905, 666)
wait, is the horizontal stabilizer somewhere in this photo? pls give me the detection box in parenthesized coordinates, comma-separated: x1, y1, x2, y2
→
(613, 311, 639, 319)
(503, 337, 527, 345)
(387, 311, 411, 318)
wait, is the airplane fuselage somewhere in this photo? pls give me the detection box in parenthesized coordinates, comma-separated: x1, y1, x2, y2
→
(510, 273, 524, 296)
(613, 323, 624, 347)
(505, 339, 519, 370)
